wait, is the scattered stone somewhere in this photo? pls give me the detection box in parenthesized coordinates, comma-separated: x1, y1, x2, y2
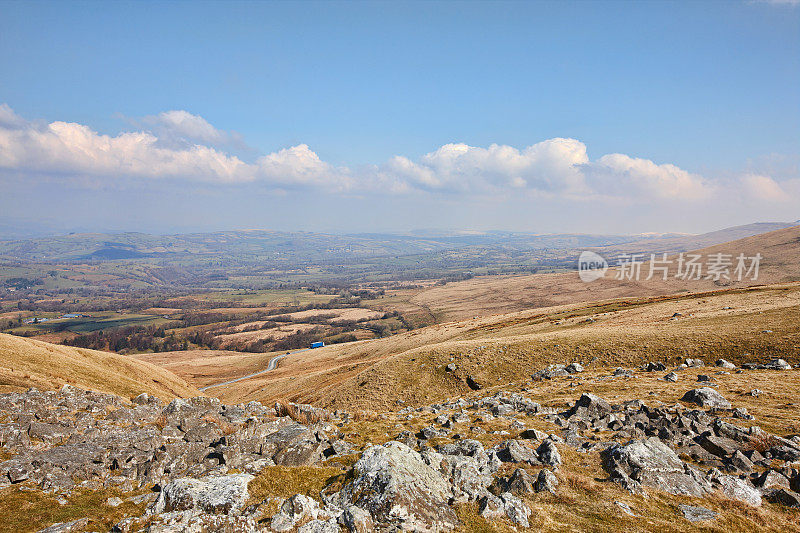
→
(679, 504, 717, 522)
(765, 359, 792, 370)
(445, 363, 456, 372)
(536, 440, 562, 467)
(534, 468, 558, 494)
(663, 372, 678, 382)
(614, 500, 636, 516)
(106, 496, 123, 507)
(466, 376, 483, 391)
(680, 387, 731, 409)
(504, 468, 536, 494)
(565, 362, 584, 373)
(643, 362, 666, 372)
(715, 359, 736, 370)
(685, 358, 705, 368)
(697, 375, 711, 382)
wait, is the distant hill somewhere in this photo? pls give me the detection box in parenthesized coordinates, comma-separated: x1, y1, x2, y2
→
(0, 333, 200, 400)
(593, 222, 797, 257)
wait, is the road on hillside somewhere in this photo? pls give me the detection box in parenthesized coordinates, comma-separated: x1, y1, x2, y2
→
(198, 348, 310, 392)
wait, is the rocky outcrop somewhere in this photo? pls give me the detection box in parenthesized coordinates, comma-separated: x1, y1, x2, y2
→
(0, 387, 347, 491)
(602, 437, 711, 497)
(335, 441, 459, 531)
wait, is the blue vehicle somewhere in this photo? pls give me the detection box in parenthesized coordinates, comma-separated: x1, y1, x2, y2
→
(310, 341, 325, 349)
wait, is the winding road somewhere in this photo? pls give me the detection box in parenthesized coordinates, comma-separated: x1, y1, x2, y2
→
(198, 348, 310, 392)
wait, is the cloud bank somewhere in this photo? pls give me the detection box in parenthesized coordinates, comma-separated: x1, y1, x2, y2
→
(0, 104, 791, 204)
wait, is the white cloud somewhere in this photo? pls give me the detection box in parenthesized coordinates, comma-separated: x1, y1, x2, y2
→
(380, 139, 590, 194)
(0, 104, 786, 205)
(583, 153, 714, 200)
(140, 110, 245, 149)
(740, 173, 791, 201)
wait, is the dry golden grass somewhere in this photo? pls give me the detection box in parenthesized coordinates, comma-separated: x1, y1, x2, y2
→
(247, 465, 344, 504)
(174, 282, 798, 416)
(387, 224, 800, 323)
(0, 333, 199, 401)
(0, 485, 149, 533)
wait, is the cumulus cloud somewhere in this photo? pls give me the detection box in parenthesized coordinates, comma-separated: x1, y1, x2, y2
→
(741, 173, 791, 201)
(381, 139, 590, 194)
(582, 153, 714, 200)
(139, 110, 246, 149)
(0, 104, 785, 204)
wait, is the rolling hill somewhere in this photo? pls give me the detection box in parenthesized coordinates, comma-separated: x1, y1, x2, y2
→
(161, 224, 800, 409)
(0, 333, 200, 400)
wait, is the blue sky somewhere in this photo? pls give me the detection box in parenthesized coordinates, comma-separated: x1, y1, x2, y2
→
(0, 0, 798, 235)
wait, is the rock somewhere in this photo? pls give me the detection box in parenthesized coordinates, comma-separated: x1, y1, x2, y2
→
(503, 468, 535, 494)
(341, 505, 375, 532)
(148, 473, 254, 515)
(643, 362, 666, 372)
(663, 372, 678, 382)
(336, 441, 458, 531)
(764, 358, 792, 370)
(106, 496, 123, 507)
(754, 470, 790, 491)
(478, 493, 504, 520)
(466, 376, 483, 391)
(728, 450, 754, 472)
(445, 363, 456, 372)
(602, 437, 711, 497)
(732, 407, 754, 420)
(715, 474, 761, 506)
(750, 389, 763, 397)
(680, 388, 731, 409)
(697, 375, 711, 382)
(131, 393, 151, 405)
(534, 468, 558, 494)
(614, 501, 635, 516)
(565, 362, 584, 373)
(679, 504, 717, 522)
(685, 359, 705, 368)
(567, 393, 612, 420)
(698, 434, 738, 458)
(271, 494, 321, 532)
(715, 359, 736, 370)
(766, 488, 800, 508)
(519, 428, 547, 441)
(36, 518, 90, 533)
(536, 440, 562, 467)
(496, 440, 538, 464)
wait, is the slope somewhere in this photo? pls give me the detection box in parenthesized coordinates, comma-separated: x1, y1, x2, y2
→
(0, 333, 200, 400)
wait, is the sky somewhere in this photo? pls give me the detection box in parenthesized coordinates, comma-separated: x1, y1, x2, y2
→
(0, 0, 798, 237)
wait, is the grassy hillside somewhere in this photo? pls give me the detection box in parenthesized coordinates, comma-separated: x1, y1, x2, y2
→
(383, 224, 800, 322)
(175, 282, 798, 409)
(0, 333, 200, 400)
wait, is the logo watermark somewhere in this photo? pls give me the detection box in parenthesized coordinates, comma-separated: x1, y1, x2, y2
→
(577, 251, 762, 283)
(578, 251, 609, 282)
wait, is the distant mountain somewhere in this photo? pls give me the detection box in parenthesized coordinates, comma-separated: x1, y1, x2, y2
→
(592, 222, 797, 257)
(0, 229, 643, 263)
